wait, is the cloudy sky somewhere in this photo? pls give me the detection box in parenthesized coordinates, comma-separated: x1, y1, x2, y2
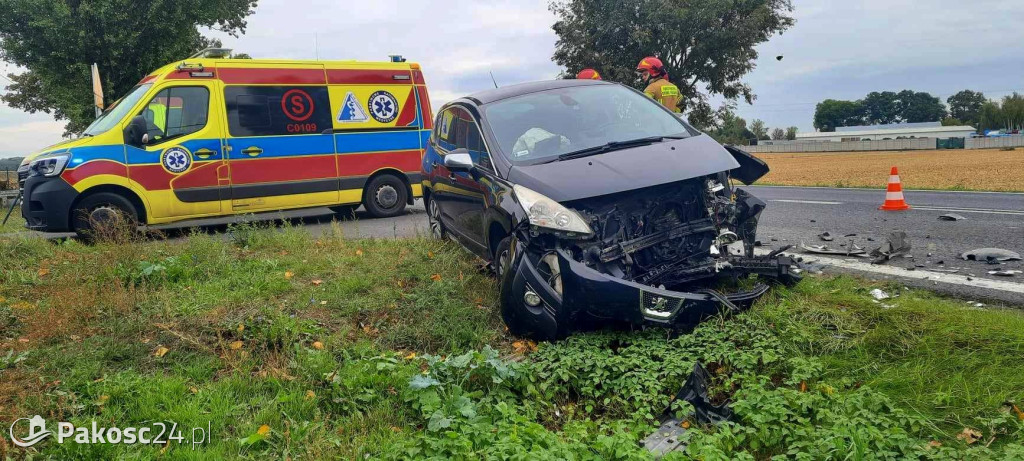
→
(3, 0, 1024, 159)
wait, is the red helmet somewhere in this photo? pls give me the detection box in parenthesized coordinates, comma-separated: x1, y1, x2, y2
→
(576, 68, 602, 80)
(636, 57, 666, 78)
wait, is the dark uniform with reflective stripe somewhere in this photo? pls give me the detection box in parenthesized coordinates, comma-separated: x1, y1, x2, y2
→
(644, 78, 681, 113)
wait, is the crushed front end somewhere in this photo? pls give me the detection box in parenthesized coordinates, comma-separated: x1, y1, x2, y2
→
(501, 172, 800, 340)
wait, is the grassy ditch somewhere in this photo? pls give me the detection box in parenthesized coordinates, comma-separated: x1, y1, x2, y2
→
(0, 223, 1022, 458)
(0, 206, 23, 234)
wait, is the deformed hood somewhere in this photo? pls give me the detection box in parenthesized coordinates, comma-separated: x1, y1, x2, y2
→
(506, 134, 741, 202)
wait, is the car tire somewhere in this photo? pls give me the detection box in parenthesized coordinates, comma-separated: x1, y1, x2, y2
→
(498, 238, 567, 341)
(330, 204, 358, 220)
(426, 196, 448, 240)
(363, 174, 408, 218)
(71, 192, 139, 239)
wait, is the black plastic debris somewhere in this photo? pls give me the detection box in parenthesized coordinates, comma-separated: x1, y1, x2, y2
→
(938, 213, 968, 221)
(642, 363, 732, 456)
(961, 248, 1022, 263)
(988, 269, 1022, 277)
(818, 231, 834, 242)
(870, 231, 911, 264)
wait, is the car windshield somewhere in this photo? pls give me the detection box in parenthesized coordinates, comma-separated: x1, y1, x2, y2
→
(81, 83, 153, 137)
(481, 84, 694, 165)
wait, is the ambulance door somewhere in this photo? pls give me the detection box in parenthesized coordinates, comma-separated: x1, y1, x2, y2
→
(221, 64, 339, 212)
(126, 80, 226, 219)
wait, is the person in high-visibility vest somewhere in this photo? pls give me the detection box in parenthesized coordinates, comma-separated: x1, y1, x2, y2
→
(575, 68, 602, 80)
(636, 57, 681, 112)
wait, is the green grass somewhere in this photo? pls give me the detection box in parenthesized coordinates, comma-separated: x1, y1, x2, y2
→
(1, 223, 1021, 459)
(0, 206, 24, 234)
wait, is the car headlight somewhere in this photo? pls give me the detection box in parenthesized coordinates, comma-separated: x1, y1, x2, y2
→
(29, 153, 71, 177)
(513, 184, 593, 238)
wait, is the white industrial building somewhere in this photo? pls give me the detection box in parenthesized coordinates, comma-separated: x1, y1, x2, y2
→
(796, 122, 976, 142)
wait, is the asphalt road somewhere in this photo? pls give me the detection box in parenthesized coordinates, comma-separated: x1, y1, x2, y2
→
(20, 186, 1023, 303)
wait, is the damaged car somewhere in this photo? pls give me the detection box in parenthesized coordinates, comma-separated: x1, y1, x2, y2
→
(422, 79, 800, 340)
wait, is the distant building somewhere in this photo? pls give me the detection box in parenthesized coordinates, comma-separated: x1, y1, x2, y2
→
(796, 122, 976, 142)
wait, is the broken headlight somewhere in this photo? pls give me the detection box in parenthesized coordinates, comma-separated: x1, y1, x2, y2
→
(513, 184, 593, 238)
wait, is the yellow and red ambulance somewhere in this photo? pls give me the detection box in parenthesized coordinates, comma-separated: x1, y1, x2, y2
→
(18, 52, 433, 234)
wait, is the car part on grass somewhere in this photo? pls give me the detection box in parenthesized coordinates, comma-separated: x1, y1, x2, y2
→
(870, 231, 911, 264)
(988, 269, 1022, 277)
(961, 248, 1022, 263)
(818, 231, 834, 242)
(938, 213, 968, 221)
(642, 363, 732, 457)
(800, 241, 867, 256)
(870, 288, 891, 300)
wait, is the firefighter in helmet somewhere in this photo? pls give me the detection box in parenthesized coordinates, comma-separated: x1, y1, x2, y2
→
(575, 68, 602, 80)
(636, 57, 681, 112)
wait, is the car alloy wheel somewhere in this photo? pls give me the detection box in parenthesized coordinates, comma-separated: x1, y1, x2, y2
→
(428, 199, 446, 240)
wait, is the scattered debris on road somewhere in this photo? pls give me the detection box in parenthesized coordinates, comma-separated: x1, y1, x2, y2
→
(818, 231, 834, 241)
(643, 363, 732, 457)
(988, 270, 1022, 277)
(961, 248, 1022, 263)
(870, 231, 912, 264)
(938, 213, 968, 221)
(800, 242, 866, 256)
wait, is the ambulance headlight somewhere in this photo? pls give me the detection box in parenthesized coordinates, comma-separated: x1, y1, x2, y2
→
(30, 153, 71, 177)
(513, 184, 593, 238)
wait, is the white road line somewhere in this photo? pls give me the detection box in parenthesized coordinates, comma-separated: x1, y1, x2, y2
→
(911, 206, 1024, 216)
(769, 199, 844, 205)
(753, 249, 1024, 296)
(753, 185, 1024, 196)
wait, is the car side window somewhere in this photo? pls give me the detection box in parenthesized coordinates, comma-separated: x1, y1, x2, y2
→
(434, 107, 458, 152)
(141, 87, 209, 144)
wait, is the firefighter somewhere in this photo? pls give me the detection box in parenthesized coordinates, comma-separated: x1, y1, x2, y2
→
(575, 68, 602, 80)
(636, 57, 681, 112)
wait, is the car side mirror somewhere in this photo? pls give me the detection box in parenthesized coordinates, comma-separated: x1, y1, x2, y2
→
(123, 115, 149, 147)
(444, 149, 474, 172)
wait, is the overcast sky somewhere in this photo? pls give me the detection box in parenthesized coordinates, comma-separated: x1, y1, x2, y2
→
(3, 0, 1024, 159)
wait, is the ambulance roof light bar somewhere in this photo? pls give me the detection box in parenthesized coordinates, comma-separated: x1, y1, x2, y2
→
(389, 55, 406, 63)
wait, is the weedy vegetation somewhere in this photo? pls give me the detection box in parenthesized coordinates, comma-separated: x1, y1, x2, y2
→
(0, 221, 1022, 459)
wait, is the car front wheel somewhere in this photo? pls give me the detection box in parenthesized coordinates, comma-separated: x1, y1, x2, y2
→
(426, 197, 447, 240)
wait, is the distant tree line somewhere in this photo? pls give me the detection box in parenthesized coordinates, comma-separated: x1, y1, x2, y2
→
(0, 157, 25, 170)
(703, 105, 796, 145)
(812, 89, 1024, 134)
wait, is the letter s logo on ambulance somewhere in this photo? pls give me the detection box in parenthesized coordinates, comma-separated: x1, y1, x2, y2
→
(282, 89, 315, 122)
(161, 147, 192, 174)
(368, 91, 399, 124)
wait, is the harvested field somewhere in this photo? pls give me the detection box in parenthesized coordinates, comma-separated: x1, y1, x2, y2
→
(755, 148, 1024, 192)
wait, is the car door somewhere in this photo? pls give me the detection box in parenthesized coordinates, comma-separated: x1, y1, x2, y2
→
(221, 64, 339, 212)
(432, 106, 490, 255)
(126, 82, 226, 219)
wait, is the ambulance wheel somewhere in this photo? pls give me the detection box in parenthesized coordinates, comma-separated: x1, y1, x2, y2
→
(363, 174, 407, 218)
(330, 204, 358, 220)
(71, 192, 139, 239)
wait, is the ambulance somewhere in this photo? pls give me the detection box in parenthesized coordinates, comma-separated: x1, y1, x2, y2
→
(17, 50, 433, 235)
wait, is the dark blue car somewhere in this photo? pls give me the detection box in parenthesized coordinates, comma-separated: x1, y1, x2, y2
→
(421, 79, 799, 340)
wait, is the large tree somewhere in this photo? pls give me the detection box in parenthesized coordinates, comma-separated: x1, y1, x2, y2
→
(861, 91, 900, 125)
(946, 90, 985, 126)
(549, 0, 795, 128)
(749, 119, 769, 140)
(895, 90, 946, 123)
(813, 99, 864, 132)
(0, 0, 257, 135)
(770, 127, 785, 140)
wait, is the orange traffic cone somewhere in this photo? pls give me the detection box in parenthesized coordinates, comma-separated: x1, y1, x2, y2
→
(879, 166, 911, 211)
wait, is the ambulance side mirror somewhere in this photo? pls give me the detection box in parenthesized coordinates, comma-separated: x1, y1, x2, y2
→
(123, 115, 149, 147)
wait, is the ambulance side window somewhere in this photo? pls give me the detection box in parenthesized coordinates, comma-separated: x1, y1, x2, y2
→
(142, 87, 209, 144)
(225, 86, 332, 137)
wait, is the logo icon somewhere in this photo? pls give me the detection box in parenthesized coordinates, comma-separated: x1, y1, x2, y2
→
(161, 147, 192, 174)
(368, 91, 399, 123)
(281, 89, 315, 122)
(10, 415, 52, 447)
(337, 91, 369, 123)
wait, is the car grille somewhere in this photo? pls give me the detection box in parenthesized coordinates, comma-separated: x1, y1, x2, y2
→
(640, 290, 684, 320)
(17, 168, 29, 190)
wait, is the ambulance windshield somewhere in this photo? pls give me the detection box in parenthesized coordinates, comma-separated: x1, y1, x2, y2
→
(82, 84, 153, 137)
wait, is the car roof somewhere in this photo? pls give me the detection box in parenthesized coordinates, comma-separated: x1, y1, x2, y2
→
(459, 79, 610, 106)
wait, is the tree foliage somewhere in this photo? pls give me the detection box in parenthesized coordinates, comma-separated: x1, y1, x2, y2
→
(0, 0, 258, 135)
(770, 127, 785, 140)
(785, 126, 798, 140)
(813, 90, 948, 131)
(549, 0, 795, 128)
(704, 105, 755, 146)
(749, 119, 768, 140)
(813, 99, 864, 132)
(946, 90, 986, 126)
(975, 93, 1024, 134)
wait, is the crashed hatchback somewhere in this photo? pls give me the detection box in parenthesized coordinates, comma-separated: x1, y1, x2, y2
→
(421, 80, 799, 340)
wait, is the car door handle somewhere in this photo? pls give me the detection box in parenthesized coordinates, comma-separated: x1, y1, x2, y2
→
(194, 148, 217, 159)
(242, 147, 263, 157)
